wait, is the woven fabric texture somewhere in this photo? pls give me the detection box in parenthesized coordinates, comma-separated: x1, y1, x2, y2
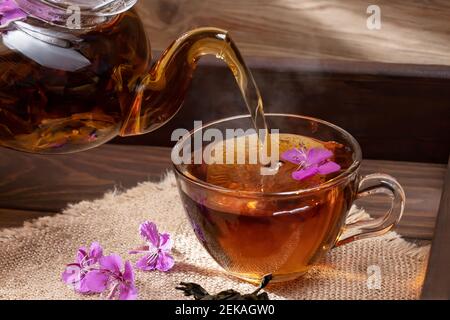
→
(0, 173, 429, 300)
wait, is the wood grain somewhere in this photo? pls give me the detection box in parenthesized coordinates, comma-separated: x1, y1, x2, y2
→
(422, 156, 450, 300)
(0, 145, 172, 213)
(137, 0, 450, 66)
(359, 160, 444, 239)
(0, 145, 445, 239)
(112, 62, 450, 164)
(0, 208, 55, 229)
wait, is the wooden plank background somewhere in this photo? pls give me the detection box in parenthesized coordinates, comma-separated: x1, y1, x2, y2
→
(136, 0, 450, 66)
(112, 61, 450, 164)
(422, 157, 450, 299)
(105, 1, 450, 164)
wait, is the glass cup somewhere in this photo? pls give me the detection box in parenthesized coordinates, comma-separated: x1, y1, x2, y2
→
(173, 114, 405, 283)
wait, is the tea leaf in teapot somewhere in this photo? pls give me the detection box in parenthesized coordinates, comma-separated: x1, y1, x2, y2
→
(176, 274, 272, 300)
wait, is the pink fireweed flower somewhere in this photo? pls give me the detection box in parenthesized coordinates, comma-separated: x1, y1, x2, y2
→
(281, 147, 341, 181)
(129, 221, 175, 272)
(84, 255, 138, 300)
(61, 242, 103, 293)
(0, 0, 27, 28)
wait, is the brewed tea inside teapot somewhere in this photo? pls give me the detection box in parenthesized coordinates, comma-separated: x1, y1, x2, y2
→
(0, 0, 265, 154)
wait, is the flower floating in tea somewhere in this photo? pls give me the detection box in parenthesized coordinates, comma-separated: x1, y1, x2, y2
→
(176, 274, 272, 300)
(0, 0, 27, 28)
(129, 221, 175, 272)
(84, 255, 138, 300)
(281, 147, 341, 181)
(61, 242, 104, 294)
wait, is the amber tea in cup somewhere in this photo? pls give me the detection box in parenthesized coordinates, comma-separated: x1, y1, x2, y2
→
(174, 114, 405, 283)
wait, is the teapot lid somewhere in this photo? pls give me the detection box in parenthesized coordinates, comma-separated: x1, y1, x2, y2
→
(13, 0, 138, 28)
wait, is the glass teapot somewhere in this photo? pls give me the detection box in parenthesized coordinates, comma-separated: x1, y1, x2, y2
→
(0, 0, 260, 154)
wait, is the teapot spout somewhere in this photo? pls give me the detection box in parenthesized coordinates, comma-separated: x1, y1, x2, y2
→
(120, 27, 260, 136)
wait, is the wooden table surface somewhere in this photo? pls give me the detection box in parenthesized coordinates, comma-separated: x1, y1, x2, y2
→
(0, 144, 448, 299)
(0, 144, 445, 238)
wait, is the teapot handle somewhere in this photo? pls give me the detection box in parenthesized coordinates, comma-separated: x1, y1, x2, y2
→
(120, 27, 260, 136)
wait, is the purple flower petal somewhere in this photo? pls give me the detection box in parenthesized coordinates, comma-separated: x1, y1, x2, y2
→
(307, 148, 333, 166)
(61, 264, 81, 286)
(62, 243, 138, 299)
(139, 221, 160, 247)
(118, 283, 138, 300)
(156, 252, 175, 272)
(99, 254, 123, 274)
(84, 270, 110, 293)
(283, 145, 338, 181)
(63, 243, 106, 294)
(89, 259, 138, 300)
(123, 261, 134, 283)
(88, 242, 103, 264)
(76, 248, 88, 264)
(133, 221, 175, 273)
(77, 279, 91, 294)
(281, 148, 307, 165)
(62, 265, 92, 294)
(136, 254, 158, 271)
(116, 262, 138, 300)
(292, 165, 320, 181)
(0, 0, 27, 27)
(317, 161, 341, 175)
(159, 233, 172, 251)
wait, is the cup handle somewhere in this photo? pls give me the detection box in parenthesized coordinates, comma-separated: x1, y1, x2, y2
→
(335, 173, 406, 247)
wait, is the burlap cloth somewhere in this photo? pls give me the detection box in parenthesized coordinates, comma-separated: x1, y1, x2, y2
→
(0, 173, 429, 300)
